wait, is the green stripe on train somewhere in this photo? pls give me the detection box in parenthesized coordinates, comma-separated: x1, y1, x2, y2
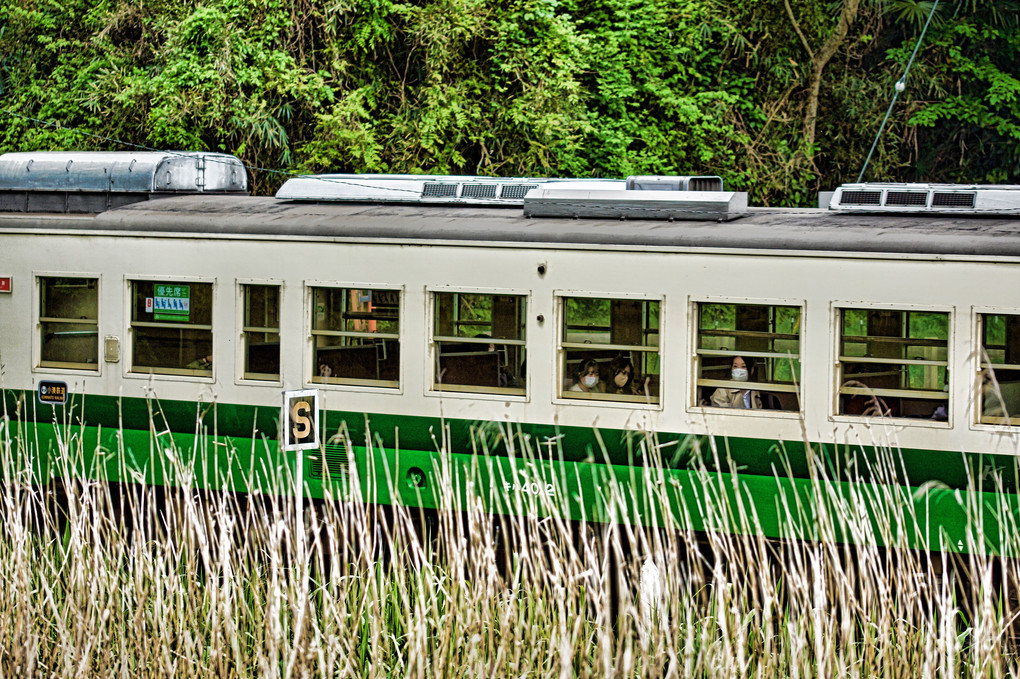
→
(5, 420, 1013, 556)
(4, 389, 1019, 555)
(6, 388, 1017, 489)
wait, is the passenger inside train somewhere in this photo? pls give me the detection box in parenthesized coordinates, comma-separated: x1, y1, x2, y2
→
(695, 302, 801, 411)
(561, 296, 660, 403)
(709, 355, 762, 409)
(570, 359, 605, 393)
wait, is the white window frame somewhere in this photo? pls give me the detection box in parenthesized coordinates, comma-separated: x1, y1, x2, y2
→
(552, 290, 664, 410)
(304, 281, 404, 393)
(236, 279, 284, 385)
(687, 295, 805, 419)
(830, 300, 953, 427)
(124, 274, 217, 383)
(425, 285, 530, 402)
(33, 271, 102, 375)
(971, 305, 1020, 431)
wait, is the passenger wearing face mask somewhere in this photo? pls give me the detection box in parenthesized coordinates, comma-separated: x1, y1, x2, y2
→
(606, 355, 635, 395)
(710, 355, 762, 409)
(570, 358, 605, 393)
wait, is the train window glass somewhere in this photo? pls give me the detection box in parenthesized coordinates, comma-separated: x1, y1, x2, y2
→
(978, 313, 1020, 425)
(39, 276, 99, 369)
(242, 284, 280, 381)
(433, 292, 526, 395)
(837, 309, 949, 419)
(695, 303, 801, 411)
(311, 287, 400, 387)
(130, 281, 213, 376)
(560, 296, 660, 403)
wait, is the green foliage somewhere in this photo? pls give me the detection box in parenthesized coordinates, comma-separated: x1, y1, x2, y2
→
(0, 0, 1016, 199)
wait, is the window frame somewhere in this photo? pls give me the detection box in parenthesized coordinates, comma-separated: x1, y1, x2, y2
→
(688, 296, 805, 416)
(830, 301, 953, 426)
(236, 279, 283, 385)
(124, 275, 216, 382)
(553, 290, 663, 409)
(33, 272, 102, 375)
(305, 281, 404, 392)
(972, 305, 1020, 430)
(426, 286, 530, 401)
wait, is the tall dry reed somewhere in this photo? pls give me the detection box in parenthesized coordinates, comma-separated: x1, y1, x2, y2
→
(0, 402, 1018, 678)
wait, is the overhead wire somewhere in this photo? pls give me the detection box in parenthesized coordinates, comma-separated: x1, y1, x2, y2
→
(856, 0, 940, 183)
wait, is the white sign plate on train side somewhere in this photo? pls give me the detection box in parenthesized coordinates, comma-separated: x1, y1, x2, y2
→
(282, 389, 320, 451)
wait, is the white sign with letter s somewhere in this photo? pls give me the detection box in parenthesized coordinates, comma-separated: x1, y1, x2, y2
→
(282, 389, 320, 451)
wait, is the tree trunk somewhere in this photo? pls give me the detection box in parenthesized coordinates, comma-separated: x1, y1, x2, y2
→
(801, 0, 862, 159)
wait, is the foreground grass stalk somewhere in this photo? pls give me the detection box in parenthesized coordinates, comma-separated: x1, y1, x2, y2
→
(1, 410, 1019, 677)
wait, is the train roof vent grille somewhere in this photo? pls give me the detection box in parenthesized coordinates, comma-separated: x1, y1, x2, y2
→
(886, 191, 927, 206)
(830, 183, 1020, 215)
(625, 175, 724, 192)
(932, 192, 976, 208)
(461, 183, 498, 199)
(689, 176, 724, 192)
(422, 182, 458, 198)
(499, 183, 538, 199)
(839, 190, 882, 206)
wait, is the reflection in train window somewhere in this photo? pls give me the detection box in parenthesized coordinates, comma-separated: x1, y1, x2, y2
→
(560, 296, 659, 403)
(837, 309, 949, 419)
(39, 276, 99, 370)
(310, 287, 400, 387)
(242, 284, 280, 381)
(695, 303, 801, 411)
(978, 313, 1020, 425)
(130, 281, 213, 376)
(433, 292, 526, 395)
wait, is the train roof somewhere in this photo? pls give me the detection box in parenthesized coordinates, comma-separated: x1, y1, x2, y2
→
(3, 194, 1020, 258)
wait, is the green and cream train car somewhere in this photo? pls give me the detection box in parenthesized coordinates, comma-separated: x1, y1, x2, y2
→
(2, 151, 1019, 553)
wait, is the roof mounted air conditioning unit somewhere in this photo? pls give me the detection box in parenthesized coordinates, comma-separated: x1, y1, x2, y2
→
(523, 187, 746, 221)
(275, 174, 620, 205)
(829, 183, 1020, 215)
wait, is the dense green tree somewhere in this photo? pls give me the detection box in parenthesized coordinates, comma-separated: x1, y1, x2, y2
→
(0, 0, 1016, 202)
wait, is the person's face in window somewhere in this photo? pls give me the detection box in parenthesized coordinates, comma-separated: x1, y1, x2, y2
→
(731, 356, 749, 383)
(579, 363, 600, 389)
(614, 365, 631, 388)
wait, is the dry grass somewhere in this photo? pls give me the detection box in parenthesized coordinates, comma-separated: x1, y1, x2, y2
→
(1, 411, 1019, 678)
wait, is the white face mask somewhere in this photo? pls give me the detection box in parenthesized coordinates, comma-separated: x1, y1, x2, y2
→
(731, 368, 749, 382)
(582, 375, 599, 388)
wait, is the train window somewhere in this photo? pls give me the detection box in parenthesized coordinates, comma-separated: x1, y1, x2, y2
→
(978, 313, 1020, 425)
(432, 292, 526, 395)
(310, 287, 400, 388)
(130, 281, 213, 376)
(694, 303, 801, 411)
(241, 284, 280, 381)
(560, 296, 659, 403)
(837, 309, 949, 419)
(38, 276, 99, 370)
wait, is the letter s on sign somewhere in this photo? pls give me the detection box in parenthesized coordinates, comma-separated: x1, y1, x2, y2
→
(291, 400, 312, 442)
